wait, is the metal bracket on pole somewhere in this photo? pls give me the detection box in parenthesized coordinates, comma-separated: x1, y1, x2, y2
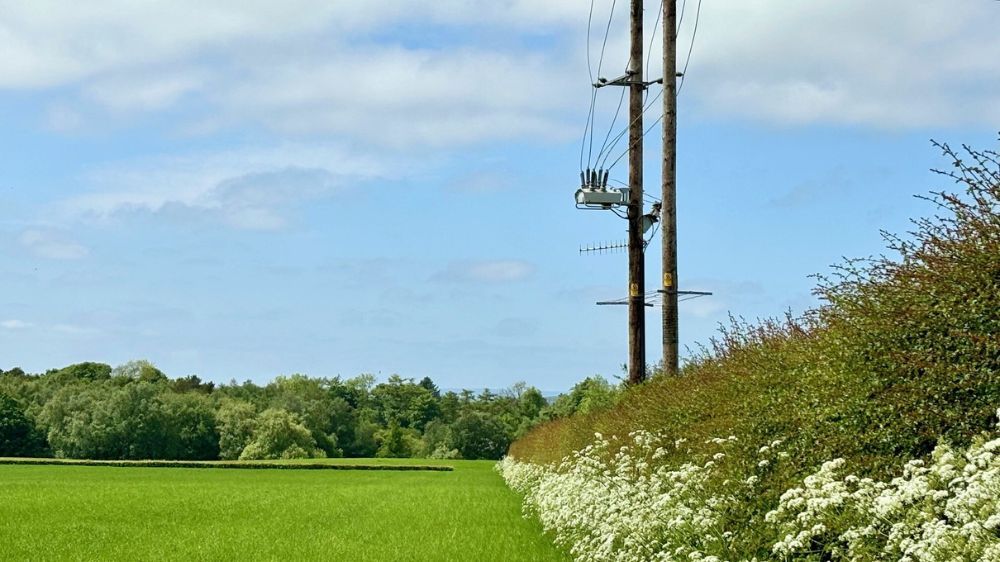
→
(594, 72, 664, 90)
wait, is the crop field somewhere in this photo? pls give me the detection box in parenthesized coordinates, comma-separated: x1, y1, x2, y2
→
(0, 459, 567, 561)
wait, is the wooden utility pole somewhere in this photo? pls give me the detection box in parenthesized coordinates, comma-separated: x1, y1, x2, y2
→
(661, 0, 679, 376)
(626, 0, 645, 385)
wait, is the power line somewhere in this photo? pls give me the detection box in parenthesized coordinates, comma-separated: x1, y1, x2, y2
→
(601, 87, 663, 171)
(590, 0, 619, 167)
(645, 0, 664, 86)
(606, 0, 703, 172)
(580, 0, 597, 172)
(596, 84, 627, 166)
(676, 0, 688, 38)
(677, 0, 702, 96)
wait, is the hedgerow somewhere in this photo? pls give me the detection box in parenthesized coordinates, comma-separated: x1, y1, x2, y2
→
(498, 421, 1000, 561)
(506, 138, 1000, 559)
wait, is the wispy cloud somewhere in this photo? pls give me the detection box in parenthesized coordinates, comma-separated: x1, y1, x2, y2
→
(1, 319, 33, 330)
(0, 319, 99, 336)
(59, 144, 386, 230)
(52, 323, 101, 336)
(18, 229, 89, 260)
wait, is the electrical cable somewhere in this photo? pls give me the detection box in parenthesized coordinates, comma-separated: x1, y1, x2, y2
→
(607, 112, 664, 172)
(606, 0, 704, 173)
(676, 0, 688, 39)
(595, 83, 627, 167)
(580, 0, 597, 173)
(677, 0, 702, 96)
(599, 86, 663, 171)
(590, 0, 619, 168)
(645, 0, 664, 93)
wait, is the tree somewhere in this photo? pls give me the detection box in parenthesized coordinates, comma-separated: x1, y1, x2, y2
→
(418, 376, 441, 399)
(450, 411, 511, 460)
(267, 374, 342, 457)
(439, 391, 462, 424)
(216, 399, 258, 460)
(519, 387, 547, 420)
(239, 408, 325, 460)
(376, 422, 415, 458)
(111, 360, 167, 384)
(171, 375, 215, 394)
(371, 375, 439, 430)
(421, 420, 458, 459)
(49, 362, 112, 382)
(546, 376, 620, 419)
(0, 393, 47, 457)
(158, 391, 219, 460)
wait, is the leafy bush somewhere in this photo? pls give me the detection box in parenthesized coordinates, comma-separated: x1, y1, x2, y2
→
(238, 408, 325, 460)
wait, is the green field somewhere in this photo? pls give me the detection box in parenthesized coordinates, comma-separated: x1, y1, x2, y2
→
(0, 459, 567, 561)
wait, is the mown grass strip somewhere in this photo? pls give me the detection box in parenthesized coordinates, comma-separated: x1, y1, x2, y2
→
(0, 457, 453, 471)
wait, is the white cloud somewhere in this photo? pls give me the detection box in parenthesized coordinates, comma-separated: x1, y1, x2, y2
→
(52, 323, 100, 336)
(0, 0, 340, 88)
(1, 319, 33, 330)
(682, 0, 1000, 127)
(435, 260, 536, 284)
(84, 69, 205, 112)
(18, 229, 89, 260)
(60, 144, 386, 230)
(210, 47, 577, 146)
(1, 0, 997, 144)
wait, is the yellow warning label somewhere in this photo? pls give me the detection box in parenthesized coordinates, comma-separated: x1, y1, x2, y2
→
(629, 283, 640, 297)
(663, 273, 674, 288)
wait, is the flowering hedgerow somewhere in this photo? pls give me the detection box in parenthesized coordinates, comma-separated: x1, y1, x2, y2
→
(765, 421, 1000, 561)
(497, 430, 781, 562)
(497, 413, 1000, 562)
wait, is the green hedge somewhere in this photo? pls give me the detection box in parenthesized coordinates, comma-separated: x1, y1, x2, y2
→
(0, 457, 453, 471)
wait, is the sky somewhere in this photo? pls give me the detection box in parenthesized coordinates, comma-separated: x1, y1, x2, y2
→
(1, 0, 998, 391)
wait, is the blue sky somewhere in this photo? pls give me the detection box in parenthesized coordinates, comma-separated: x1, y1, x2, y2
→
(1, 1, 998, 391)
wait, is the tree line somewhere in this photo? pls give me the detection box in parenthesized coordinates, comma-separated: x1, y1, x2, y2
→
(0, 360, 619, 461)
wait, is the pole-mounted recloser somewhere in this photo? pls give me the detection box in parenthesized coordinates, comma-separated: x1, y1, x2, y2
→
(661, 0, 679, 377)
(626, 0, 645, 385)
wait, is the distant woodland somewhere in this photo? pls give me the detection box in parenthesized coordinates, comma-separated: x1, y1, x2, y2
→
(0, 361, 619, 461)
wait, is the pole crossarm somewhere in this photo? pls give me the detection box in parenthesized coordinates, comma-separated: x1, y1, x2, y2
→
(594, 73, 663, 89)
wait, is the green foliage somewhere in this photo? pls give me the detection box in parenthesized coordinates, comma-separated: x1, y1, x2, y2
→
(4, 362, 549, 461)
(157, 391, 220, 460)
(451, 411, 511, 460)
(171, 374, 215, 394)
(266, 374, 343, 457)
(112, 359, 168, 383)
(39, 381, 219, 460)
(0, 393, 47, 457)
(216, 399, 258, 460)
(375, 422, 421, 458)
(48, 362, 112, 382)
(371, 375, 440, 430)
(544, 376, 620, 419)
(238, 408, 325, 460)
